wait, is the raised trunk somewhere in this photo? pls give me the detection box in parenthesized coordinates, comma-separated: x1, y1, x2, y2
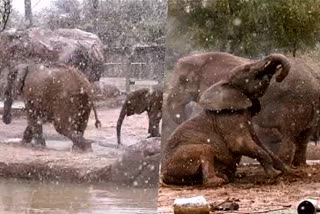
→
(262, 54, 291, 82)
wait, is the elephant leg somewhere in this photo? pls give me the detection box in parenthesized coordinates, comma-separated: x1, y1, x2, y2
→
(276, 136, 296, 166)
(32, 121, 46, 146)
(249, 127, 294, 174)
(53, 97, 92, 152)
(231, 137, 281, 179)
(292, 128, 312, 166)
(293, 142, 308, 167)
(22, 124, 33, 144)
(147, 111, 161, 137)
(161, 144, 226, 187)
(70, 133, 93, 152)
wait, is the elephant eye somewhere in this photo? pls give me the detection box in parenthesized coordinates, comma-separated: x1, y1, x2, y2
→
(179, 75, 188, 83)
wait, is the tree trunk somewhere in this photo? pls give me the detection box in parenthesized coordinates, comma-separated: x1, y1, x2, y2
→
(292, 41, 297, 57)
(91, 0, 99, 32)
(24, 0, 32, 28)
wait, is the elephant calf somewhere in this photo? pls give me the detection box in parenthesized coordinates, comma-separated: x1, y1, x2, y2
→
(116, 85, 163, 145)
(2, 63, 101, 151)
(161, 56, 293, 187)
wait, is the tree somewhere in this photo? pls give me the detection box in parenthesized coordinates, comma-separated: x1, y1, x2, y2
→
(24, 0, 32, 28)
(39, 0, 82, 29)
(168, 0, 320, 57)
(267, 0, 320, 57)
(0, 0, 11, 31)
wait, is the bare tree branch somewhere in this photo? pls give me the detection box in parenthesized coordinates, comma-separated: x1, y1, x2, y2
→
(0, 0, 12, 32)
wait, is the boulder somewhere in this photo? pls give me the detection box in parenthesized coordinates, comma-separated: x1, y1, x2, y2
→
(110, 137, 161, 188)
(0, 27, 105, 83)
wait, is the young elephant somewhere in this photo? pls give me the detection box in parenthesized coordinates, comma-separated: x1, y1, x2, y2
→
(2, 63, 101, 151)
(161, 58, 293, 187)
(116, 85, 163, 145)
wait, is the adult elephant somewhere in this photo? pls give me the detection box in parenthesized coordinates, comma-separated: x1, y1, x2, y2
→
(165, 52, 320, 167)
(116, 85, 163, 145)
(2, 63, 101, 151)
(0, 27, 105, 82)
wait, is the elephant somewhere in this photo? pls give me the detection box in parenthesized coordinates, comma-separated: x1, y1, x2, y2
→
(161, 57, 292, 187)
(2, 63, 101, 151)
(116, 85, 163, 145)
(0, 27, 105, 83)
(165, 52, 320, 167)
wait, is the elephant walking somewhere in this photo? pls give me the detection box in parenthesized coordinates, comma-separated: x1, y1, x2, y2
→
(161, 55, 292, 187)
(165, 52, 320, 167)
(116, 85, 163, 145)
(2, 63, 101, 151)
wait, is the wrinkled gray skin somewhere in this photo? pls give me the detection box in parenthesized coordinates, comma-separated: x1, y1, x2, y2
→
(0, 28, 105, 83)
(110, 137, 161, 188)
(166, 52, 320, 167)
(2, 63, 101, 151)
(161, 56, 292, 187)
(117, 85, 163, 145)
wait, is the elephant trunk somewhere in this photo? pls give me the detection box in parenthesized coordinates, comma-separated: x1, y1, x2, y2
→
(116, 104, 128, 145)
(258, 54, 291, 82)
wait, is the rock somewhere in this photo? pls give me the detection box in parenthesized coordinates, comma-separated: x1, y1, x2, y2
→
(0, 27, 105, 82)
(110, 137, 161, 188)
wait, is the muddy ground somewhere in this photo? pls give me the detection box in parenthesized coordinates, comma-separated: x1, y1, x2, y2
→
(0, 96, 158, 184)
(157, 148, 320, 214)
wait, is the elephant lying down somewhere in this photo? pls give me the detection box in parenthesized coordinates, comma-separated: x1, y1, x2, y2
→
(2, 63, 101, 151)
(161, 55, 294, 187)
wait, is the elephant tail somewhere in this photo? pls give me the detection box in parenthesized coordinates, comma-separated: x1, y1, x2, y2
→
(116, 103, 127, 145)
(2, 65, 29, 124)
(90, 101, 101, 129)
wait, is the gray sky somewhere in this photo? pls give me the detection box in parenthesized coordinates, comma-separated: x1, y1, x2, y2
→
(12, 0, 54, 14)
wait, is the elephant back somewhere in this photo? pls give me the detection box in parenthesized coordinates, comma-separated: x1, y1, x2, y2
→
(255, 57, 320, 130)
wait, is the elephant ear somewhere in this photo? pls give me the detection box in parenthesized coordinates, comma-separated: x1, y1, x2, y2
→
(199, 81, 252, 111)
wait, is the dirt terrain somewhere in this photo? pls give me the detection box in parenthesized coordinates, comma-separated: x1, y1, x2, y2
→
(157, 149, 320, 214)
(0, 96, 154, 183)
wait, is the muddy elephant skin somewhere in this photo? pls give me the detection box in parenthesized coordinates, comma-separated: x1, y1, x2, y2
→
(161, 57, 292, 187)
(166, 52, 320, 167)
(2, 63, 101, 151)
(116, 85, 163, 145)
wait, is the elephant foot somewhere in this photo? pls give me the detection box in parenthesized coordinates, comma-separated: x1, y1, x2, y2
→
(203, 176, 227, 188)
(34, 138, 46, 147)
(21, 139, 32, 146)
(292, 159, 307, 167)
(72, 143, 93, 153)
(147, 134, 161, 139)
(265, 167, 282, 179)
(216, 172, 230, 183)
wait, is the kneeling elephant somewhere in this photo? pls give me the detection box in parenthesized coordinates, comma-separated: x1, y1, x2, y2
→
(161, 54, 293, 187)
(166, 52, 320, 167)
